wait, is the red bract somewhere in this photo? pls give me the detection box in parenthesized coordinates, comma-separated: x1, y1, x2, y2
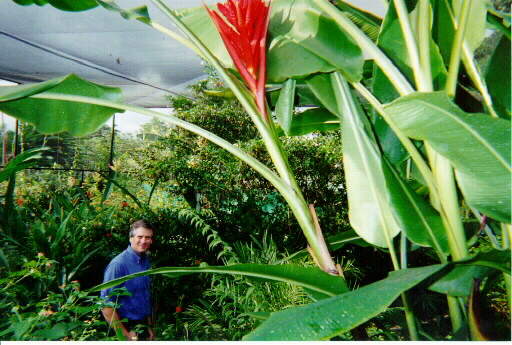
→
(205, 0, 271, 121)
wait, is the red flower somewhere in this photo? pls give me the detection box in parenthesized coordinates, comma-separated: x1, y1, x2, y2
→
(121, 201, 129, 208)
(39, 309, 55, 317)
(17, 198, 24, 206)
(205, 0, 271, 121)
(195, 259, 201, 265)
(176, 306, 183, 313)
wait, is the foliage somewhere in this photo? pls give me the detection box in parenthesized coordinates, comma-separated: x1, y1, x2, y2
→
(153, 235, 322, 340)
(3, 0, 511, 341)
(0, 254, 113, 341)
(1, 161, 219, 340)
(115, 81, 349, 251)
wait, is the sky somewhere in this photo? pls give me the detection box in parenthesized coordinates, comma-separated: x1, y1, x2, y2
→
(348, 0, 386, 15)
(0, 0, 386, 135)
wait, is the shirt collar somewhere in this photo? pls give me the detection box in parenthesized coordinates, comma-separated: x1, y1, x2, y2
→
(126, 244, 146, 264)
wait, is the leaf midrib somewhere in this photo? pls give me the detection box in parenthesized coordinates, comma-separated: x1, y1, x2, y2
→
(412, 99, 511, 173)
(93, 265, 342, 297)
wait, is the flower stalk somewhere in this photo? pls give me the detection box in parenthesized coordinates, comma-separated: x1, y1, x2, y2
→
(202, 0, 338, 274)
(148, 0, 338, 274)
(204, 0, 271, 121)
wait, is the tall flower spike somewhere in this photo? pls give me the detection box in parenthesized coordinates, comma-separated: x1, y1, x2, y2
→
(204, 0, 271, 122)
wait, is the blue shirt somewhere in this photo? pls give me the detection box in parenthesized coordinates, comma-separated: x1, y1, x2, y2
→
(101, 245, 152, 320)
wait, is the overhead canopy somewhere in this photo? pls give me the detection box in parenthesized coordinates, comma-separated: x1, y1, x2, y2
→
(0, 0, 383, 108)
(0, 0, 219, 107)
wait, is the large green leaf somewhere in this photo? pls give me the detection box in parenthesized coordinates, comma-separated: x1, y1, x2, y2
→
(305, 74, 341, 117)
(13, 0, 97, 11)
(373, 2, 447, 102)
(371, 2, 447, 165)
(335, 73, 401, 247)
(485, 36, 511, 119)
(284, 108, 340, 136)
(267, 0, 363, 82)
(487, 8, 511, 39)
(429, 265, 495, 297)
(429, 249, 510, 296)
(175, 5, 232, 65)
(244, 264, 446, 340)
(96, 1, 151, 23)
(432, 0, 455, 63)
(460, 248, 511, 273)
(335, 72, 451, 254)
(176, 0, 364, 83)
(31, 322, 82, 340)
(0, 147, 48, 183)
(385, 91, 511, 223)
(0, 74, 123, 136)
(275, 79, 296, 135)
(382, 158, 450, 255)
(89, 264, 348, 299)
(453, 0, 489, 54)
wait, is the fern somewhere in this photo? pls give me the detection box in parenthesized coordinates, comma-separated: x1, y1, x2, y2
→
(177, 208, 236, 261)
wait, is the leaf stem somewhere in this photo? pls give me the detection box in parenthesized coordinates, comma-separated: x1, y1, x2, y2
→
(335, 74, 421, 340)
(352, 82, 438, 201)
(447, 295, 465, 334)
(442, 1, 498, 117)
(401, 293, 419, 340)
(150, 0, 305, 195)
(149, 0, 337, 273)
(417, 0, 433, 91)
(393, 0, 429, 91)
(501, 223, 511, 307)
(149, 22, 205, 58)
(435, 156, 468, 261)
(312, 0, 414, 96)
(460, 44, 499, 118)
(400, 234, 419, 340)
(445, 0, 471, 98)
(333, 73, 400, 269)
(30, 93, 281, 212)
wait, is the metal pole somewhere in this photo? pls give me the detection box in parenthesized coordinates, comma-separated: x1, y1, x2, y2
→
(108, 114, 116, 169)
(13, 120, 19, 158)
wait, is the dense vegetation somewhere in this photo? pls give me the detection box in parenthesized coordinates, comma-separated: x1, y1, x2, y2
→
(1, 81, 364, 340)
(1, 0, 510, 341)
(2, 74, 510, 340)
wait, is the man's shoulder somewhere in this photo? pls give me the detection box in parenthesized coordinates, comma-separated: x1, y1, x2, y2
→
(108, 249, 131, 268)
(104, 251, 130, 279)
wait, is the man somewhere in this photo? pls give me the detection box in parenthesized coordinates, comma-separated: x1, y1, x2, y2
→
(101, 220, 155, 341)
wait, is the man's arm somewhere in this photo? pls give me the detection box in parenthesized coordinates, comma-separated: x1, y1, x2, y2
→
(102, 307, 137, 340)
(146, 314, 155, 340)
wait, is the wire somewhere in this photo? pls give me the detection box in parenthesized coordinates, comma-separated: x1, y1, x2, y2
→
(0, 30, 194, 99)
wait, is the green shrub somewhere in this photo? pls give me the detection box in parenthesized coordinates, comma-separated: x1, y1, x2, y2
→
(0, 254, 113, 341)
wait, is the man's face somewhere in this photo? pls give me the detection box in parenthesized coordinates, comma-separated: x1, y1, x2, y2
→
(129, 227, 153, 254)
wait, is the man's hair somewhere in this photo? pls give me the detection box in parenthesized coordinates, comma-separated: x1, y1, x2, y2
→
(129, 219, 155, 237)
